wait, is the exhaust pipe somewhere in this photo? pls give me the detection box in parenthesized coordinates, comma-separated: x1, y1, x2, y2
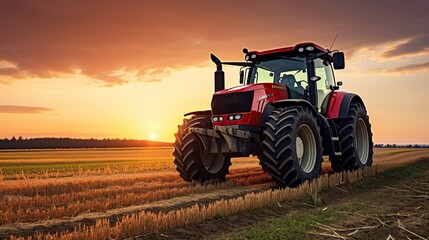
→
(210, 54, 225, 92)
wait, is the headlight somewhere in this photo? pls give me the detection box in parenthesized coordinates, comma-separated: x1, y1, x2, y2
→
(213, 116, 219, 122)
(298, 47, 304, 52)
(227, 114, 243, 121)
(306, 46, 315, 51)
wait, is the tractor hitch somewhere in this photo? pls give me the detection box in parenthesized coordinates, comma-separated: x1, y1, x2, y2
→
(189, 126, 251, 155)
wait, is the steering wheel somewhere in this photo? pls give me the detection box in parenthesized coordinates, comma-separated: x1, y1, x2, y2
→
(296, 80, 307, 88)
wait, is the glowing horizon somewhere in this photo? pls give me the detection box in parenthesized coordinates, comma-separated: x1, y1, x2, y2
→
(1, 1, 428, 144)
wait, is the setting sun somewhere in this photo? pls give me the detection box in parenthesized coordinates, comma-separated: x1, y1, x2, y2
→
(149, 133, 157, 140)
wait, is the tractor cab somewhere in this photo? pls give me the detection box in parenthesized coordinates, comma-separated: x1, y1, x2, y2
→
(242, 50, 337, 113)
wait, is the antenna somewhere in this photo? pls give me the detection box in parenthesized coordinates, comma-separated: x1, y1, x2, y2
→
(329, 34, 338, 50)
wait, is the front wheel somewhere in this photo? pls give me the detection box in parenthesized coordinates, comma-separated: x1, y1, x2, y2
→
(258, 106, 323, 188)
(173, 115, 231, 182)
(330, 102, 373, 172)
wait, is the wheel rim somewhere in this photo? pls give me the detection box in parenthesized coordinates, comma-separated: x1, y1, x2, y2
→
(202, 153, 225, 174)
(356, 118, 369, 164)
(296, 124, 317, 173)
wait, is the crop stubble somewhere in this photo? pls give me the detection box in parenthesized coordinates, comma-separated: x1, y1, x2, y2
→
(0, 147, 428, 239)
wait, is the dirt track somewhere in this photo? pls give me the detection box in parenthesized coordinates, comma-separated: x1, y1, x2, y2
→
(1, 148, 428, 239)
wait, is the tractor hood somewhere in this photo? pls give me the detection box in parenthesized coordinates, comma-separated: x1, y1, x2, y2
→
(214, 83, 286, 96)
(210, 82, 288, 126)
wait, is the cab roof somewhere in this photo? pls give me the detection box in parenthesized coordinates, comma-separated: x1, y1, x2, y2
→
(247, 42, 329, 59)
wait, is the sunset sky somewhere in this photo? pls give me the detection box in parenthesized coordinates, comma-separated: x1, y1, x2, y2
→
(1, 1, 428, 144)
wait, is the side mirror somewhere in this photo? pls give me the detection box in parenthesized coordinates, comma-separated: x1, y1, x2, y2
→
(239, 70, 244, 84)
(337, 81, 343, 86)
(333, 52, 345, 69)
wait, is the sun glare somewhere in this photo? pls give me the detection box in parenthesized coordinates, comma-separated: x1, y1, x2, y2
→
(149, 133, 157, 140)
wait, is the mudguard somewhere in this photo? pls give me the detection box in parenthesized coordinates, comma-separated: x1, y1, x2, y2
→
(326, 92, 365, 119)
(184, 110, 211, 117)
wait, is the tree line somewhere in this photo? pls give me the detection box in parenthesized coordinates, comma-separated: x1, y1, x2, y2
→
(1, 137, 426, 150)
(0, 137, 171, 149)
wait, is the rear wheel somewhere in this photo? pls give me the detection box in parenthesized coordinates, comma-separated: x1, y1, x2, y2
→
(173, 115, 231, 182)
(330, 102, 373, 171)
(258, 106, 323, 188)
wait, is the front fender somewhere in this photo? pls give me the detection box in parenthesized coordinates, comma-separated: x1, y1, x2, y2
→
(184, 110, 211, 117)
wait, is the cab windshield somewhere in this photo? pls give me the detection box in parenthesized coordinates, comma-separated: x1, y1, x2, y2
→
(246, 56, 335, 111)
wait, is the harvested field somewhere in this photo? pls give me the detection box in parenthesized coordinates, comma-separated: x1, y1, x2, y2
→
(0, 147, 428, 239)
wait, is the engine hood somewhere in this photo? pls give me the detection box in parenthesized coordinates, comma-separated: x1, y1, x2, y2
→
(214, 83, 286, 95)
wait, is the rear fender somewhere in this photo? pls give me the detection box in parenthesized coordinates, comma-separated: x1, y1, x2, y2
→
(326, 92, 365, 119)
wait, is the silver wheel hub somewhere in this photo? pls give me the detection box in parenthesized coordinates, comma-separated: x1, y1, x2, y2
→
(296, 124, 317, 173)
(296, 137, 304, 160)
(356, 118, 369, 164)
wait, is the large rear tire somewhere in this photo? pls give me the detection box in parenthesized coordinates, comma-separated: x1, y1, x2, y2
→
(258, 106, 323, 188)
(330, 102, 373, 171)
(173, 115, 231, 182)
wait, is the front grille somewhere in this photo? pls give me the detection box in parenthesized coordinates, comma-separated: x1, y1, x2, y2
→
(211, 91, 254, 115)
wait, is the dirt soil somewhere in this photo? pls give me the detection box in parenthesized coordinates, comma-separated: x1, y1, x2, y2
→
(141, 159, 429, 240)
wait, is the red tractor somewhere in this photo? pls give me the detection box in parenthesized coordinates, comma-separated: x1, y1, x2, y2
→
(173, 42, 373, 188)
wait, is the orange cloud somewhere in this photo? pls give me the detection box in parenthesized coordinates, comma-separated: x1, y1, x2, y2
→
(381, 34, 429, 58)
(0, 105, 53, 114)
(385, 62, 429, 73)
(0, 1, 428, 86)
(0, 59, 18, 69)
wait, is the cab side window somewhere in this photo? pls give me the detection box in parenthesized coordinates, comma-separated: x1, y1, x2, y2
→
(315, 59, 335, 112)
